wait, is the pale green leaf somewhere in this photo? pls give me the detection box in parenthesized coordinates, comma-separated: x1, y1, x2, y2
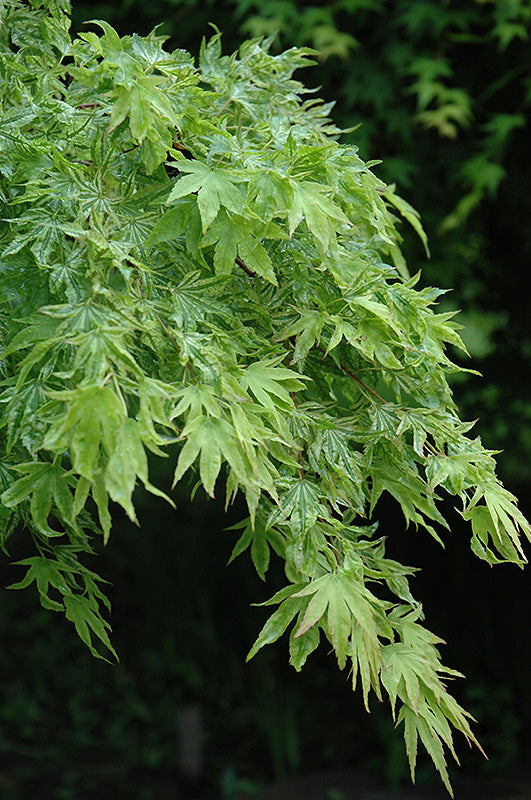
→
(384, 188, 430, 257)
(246, 597, 303, 661)
(167, 161, 244, 231)
(227, 522, 253, 565)
(64, 594, 118, 662)
(289, 617, 320, 671)
(198, 430, 222, 497)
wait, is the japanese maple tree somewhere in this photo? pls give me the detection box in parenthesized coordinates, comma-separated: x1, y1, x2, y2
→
(0, 1, 529, 793)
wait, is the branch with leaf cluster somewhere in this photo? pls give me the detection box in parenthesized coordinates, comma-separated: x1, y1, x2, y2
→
(0, 1, 529, 793)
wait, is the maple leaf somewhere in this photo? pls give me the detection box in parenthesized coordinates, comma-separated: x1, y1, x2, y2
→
(167, 161, 245, 231)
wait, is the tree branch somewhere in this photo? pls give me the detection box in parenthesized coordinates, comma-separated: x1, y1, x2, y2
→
(235, 256, 256, 278)
(315, 343, 386, 403)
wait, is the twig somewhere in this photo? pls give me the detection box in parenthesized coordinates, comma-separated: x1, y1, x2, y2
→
(216, 97, 233, 118)
(315, 343, 386, 403)
(235, 256, 256, 278)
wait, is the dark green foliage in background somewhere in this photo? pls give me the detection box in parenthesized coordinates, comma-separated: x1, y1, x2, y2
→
(1, 1, 530, 796)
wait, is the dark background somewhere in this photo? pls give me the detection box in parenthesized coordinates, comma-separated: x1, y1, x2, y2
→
(1, 1, 530, 797)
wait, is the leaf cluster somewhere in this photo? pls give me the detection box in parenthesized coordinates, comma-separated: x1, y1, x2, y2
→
(69, 0, 531, 486)
(0, 1, 529, 791)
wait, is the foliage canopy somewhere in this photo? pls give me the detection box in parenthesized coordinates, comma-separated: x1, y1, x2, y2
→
(75, 0, 531, 485)
(0, 1, 529, 792)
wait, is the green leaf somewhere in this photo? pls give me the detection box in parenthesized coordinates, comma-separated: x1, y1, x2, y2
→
(129, 85, 154, 142)
(201, 214, 278, 283)
(289, 616, 320, 671)
(167, 161, 244, 232)
(292, 574, 337, 632)
(213, 220, 238, 276)
(250, 520, 271, 580)
(462, 482, 531, 564)
(104, 419, 145, 521)
(105, 418, 174, 518)
(64, 594, 118, 662)
(290, 180, 350, 253)
(173, 414, 249, 495)
(198, 426, 222, 497)
(146, 202, 192, 246)
(1, 462, 74, 536)
(280, 310, 325, 362)
(44, 385, 125, 480)
(325, 584, 352, 669)
(92, 473, 112, 544)
(238, 230, 277, 285)
(227, 521, 253, 565)
(383, 187, 430, 257)
(246, 596, 304, 661)
(241, 358, 304, 414)
(403, 706, 418, 782)
(107, 85, 133, 133)
(8, 556, 67, 611)
(247, 171, 294, 220)
(280, 479, 321, 538)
